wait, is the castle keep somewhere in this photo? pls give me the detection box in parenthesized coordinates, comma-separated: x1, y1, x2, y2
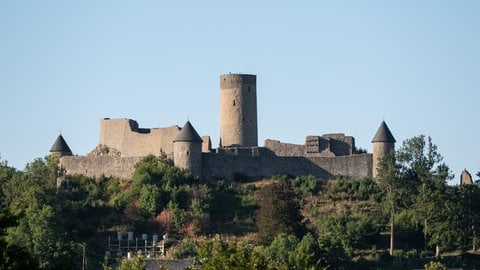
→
(52, 74, 396, 181)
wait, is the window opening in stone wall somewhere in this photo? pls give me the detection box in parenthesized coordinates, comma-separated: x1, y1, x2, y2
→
(233, 100, 236, 106)
(187, 151, 190, 156)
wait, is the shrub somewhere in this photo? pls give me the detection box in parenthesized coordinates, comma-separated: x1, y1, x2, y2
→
(291, 175, 321, 195)
(171, 239, 197, 259)
(405, 249, 419, 258)
(392, 249, 405, 257)
(424, 261, 447, 270)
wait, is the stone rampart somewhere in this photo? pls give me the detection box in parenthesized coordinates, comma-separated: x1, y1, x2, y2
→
(99, 118, 181, 157)
(322, 134, 354, 156)
(201, 147, 372, 180)
(265, 134, 355, 158)
(59, 148, 372, 181)
(60, 155, 141, 180)
(310, 154, 372, 179)
(264, 139, 305, 156)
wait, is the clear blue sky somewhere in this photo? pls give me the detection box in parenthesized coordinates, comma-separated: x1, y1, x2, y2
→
(1, 1, 479, 184)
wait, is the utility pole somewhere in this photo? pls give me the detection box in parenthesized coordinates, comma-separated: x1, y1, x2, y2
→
(82, 244, 86, 270)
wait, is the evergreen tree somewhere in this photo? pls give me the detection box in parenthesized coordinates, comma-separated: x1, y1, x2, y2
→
(397, 135, 453, 255)
(376, 151, 403, 255)
(256, 182, 304, 244)
(0, 208, 39, 269)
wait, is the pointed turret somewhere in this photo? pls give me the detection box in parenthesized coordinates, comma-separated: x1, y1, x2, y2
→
(50, 134, 73, 157)
(372, 121, 396, 143)
(173, 121, 203, 143)
(372, 121, 395, 179)
(173, 121, 203, 177)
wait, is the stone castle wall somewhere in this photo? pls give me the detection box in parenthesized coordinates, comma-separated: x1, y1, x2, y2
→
(202, 147, 372, 180)
(60, 119, 370, 181)
(264, 140, 305, 156)
(322, 134, 355, 156)
(264, 133, 354, 158)
(60, 155, 142, 180)
(60, 148, 372, 181)
(99, 118, 181, 157)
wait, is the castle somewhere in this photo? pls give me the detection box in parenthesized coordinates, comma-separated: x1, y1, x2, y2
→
(50, 74, 396, 181)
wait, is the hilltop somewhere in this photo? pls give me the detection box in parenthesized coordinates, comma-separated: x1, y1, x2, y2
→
(2, 142, 480, 269)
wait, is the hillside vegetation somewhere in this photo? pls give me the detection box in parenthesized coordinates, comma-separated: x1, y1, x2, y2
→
(1, 135, 480, 269)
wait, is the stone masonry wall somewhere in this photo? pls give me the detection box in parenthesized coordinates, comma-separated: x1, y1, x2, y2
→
(60, 155, 142, 180)
(219, 74, 258, 147)
(264, 139, 306, 156)
(60, 149, 372, 181)
(202, 147, 372, 180)
(265, 134, 355, 158)
(372, 141, 394, 179)
(173, 141, 203, 177)
(322, 134, 354, 156)
(62, 119, 371, 181)
(99, 118, 181, 157)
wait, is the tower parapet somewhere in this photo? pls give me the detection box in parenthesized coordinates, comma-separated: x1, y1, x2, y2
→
(372, 121, 396, 179)
(219, 74, 258, 147)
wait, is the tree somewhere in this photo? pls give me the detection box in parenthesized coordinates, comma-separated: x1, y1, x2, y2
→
(0, 208, 39, 269)
(117, 256, 146, 270)
(195, 239, 267, 270)
(123, 155, 209, 235)
(1, 157, 76, 269)
(397, 135, 453, 255)
(376, 151, 403, 255)
(256, 182, 304, 243)
(263, 233, 298, 269)
(138, 184, 161, 216)
(424, 261, 447, 270)
(0, 159, 17, 191)
(428, 186, 466, 254)
(293, 233, 321, 269)
(457, 184, 480, 252)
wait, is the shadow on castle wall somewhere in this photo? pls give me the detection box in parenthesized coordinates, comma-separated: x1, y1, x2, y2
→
(202, 147, 372, 181)
(129, 119, 151, 134)
(59, 147, 373, 181)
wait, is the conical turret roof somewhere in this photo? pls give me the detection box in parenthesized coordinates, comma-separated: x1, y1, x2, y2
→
(372, 121, 396, 143)
(50, 134, 73, 154)
(173, 121, 203, 142)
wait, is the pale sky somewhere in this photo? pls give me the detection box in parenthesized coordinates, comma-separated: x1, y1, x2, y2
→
(1, 1, 479, 184)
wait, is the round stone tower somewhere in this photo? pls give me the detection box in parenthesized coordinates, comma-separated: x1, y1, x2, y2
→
(219, 74, 258, 147)
(173, 121, 203, 177)
(371, 121, 396, 179)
